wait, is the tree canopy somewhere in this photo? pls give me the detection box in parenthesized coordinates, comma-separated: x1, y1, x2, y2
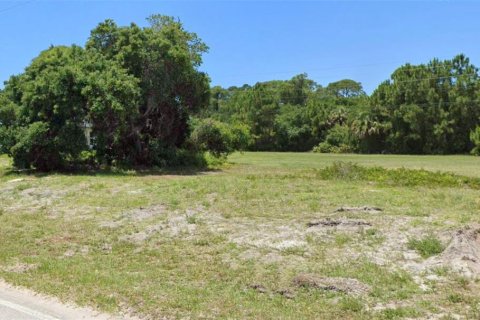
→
(0, 15, 211, 170)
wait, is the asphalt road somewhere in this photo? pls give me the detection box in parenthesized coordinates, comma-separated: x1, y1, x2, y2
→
(0, 287, 62, 320)
(0, 280, 124, 320)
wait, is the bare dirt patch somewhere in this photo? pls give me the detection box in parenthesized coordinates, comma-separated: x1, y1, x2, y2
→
(121, 224, 164, 243)
(2, 263, 38, 274)
(224, 221, 308, 251)
(117, 206, 200, 244)
(121, 204, 167, 221)
(423, 227, 480, 278)
(293, 274, 371, 296)
(307, 218, 372, 228)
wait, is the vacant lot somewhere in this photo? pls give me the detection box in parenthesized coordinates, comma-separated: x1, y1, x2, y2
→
(1, 152, 480, 319)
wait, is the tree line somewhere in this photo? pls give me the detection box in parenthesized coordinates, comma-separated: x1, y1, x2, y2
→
(1, 15, 480, 171)
(197, 55, 480, 156)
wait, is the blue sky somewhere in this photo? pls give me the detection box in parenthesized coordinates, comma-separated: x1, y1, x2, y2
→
(0, 1, 479, 93)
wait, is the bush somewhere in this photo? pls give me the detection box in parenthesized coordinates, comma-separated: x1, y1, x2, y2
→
(470, 126, 480, 155)
(312, 142, 333, 153)
(189, 118, 250, 158)
(10, 122, 62, 171)
(0, 127, 16, 155)
(312, 125, 356, 153)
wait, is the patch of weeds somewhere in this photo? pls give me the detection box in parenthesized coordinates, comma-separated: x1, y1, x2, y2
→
(194, 239, 211, 246)
(317, 161, 480, 189)
(0, 208, 4, 216)
(281, 246, 307, 256)
(460, 214, 472, 224)
(186, 214, 199, 224)
(193, 234, 226, 246)
(15, 183, 32, 192)
(334, 233, 353, 247)
(409, 218, 424, 227)
(308, 202, 320, 211)
(221, 212, 232, 219)
(379, 306, 420, 319)
(452, 275, 469, 289)
(447, 292, 465, 304)
(170, 198, 180, 208)
(360, 228, 385, 246)
(432, 266, 450, 277)
(407, 234, 444, 258)
(339, 296, 364, 312)
(321, 260, 418, 301)
(90, 183, 106, 190)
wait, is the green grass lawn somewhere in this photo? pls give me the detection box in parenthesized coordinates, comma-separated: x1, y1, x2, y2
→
(1, 153, 480, 319)
(230, 152, 480, 177)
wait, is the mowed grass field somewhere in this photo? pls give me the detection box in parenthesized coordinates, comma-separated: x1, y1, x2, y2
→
(1, 152, 480, 319)
(230, 152, 480, 177)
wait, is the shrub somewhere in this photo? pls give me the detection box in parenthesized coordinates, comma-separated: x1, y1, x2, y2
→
(470, 126, 480, 155)
(10, 122, 62, 171)
(189, 119, 232, 157)
(312, 142, 333, 153)
(312, 125, 356, 153)
(189, 118, 250, 158)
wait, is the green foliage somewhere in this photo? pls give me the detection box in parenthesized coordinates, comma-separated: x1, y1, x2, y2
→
(200, 74, 365, 152)
(86, 15, 210, 163)
(326, 79, 365, 98)
(470, 126, 480, 155)
(370, 54, 480, 154)
(0, 15, 212, 170)
(1, 45, 141, 170)
(10, 122, 59, 171)
(312, 125, 356, 153)
(2, 24, 480, 164)
(317, 161, 480, 188)
(198, 54, 480, 155)
(189, 118, 250, 158)
(407, 235, 445, 258)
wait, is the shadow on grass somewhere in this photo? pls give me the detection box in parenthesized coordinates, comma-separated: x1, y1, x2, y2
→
(1, 164, 221, 178)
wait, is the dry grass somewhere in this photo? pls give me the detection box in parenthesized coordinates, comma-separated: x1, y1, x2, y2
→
(1, 153, 480, 319)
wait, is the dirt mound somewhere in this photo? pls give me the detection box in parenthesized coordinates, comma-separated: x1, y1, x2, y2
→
(426, 227, 480, 278)
(335, 206, 382, 213)
(307, 218, 372, 228)
(293, 274, 370, 296)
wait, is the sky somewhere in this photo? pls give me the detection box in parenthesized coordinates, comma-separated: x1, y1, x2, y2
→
(0, 1, 479, 94)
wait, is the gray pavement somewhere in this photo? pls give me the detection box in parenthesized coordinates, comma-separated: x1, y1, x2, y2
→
(0, 280, 127, 320)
